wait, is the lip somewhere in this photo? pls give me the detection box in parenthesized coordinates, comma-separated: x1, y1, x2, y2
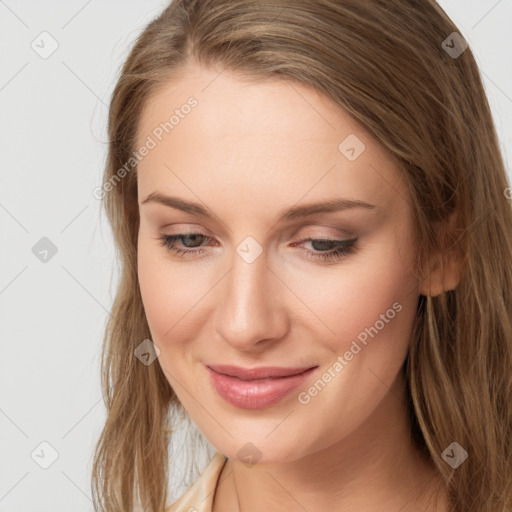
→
(208, 364, 316, 380)
(206, 364, 318, 409)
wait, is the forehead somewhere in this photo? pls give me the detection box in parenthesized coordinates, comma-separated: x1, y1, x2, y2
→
(135, 63, 408, 216)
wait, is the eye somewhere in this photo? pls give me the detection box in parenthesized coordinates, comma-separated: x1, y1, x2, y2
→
(291, 237, 358, 262)
(156, 232, 358, 262)
(157, 233, 211, 257)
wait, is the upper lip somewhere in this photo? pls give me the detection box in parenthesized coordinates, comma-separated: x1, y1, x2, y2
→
(207, 364, 317, 380)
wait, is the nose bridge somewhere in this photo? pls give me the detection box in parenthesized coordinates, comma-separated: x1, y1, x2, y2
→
(215, 238, 287, 349)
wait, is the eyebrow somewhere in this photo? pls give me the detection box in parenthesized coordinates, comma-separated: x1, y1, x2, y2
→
(141, 192, 376, 221)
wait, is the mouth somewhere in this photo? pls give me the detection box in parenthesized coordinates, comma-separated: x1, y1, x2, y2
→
(207, 364, 317, 380)
(206, 364, 318, 409)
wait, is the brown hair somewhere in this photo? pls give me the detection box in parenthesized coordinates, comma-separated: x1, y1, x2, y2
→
(92, 1, 512, 510)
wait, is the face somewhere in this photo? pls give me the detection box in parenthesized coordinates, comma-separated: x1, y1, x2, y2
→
(136, 63, 421, 464)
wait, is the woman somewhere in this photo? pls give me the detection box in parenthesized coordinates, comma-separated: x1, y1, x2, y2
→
(92, 1, 512, 511)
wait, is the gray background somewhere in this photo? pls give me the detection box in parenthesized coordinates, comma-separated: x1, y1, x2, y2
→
(1, 0, 511, 510)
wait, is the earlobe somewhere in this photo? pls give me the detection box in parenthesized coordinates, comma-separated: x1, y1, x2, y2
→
(418, 253, 462, 297)
(418, 213, 464, 297)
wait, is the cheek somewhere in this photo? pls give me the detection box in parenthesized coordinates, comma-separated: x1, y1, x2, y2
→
(137, 233, 227, 380)
(288, 238, 418, 356)
(288, 243, 418, 447)
(137, 237, 201, 346)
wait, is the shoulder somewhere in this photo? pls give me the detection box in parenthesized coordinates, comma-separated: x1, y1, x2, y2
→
(165, 451, 228, 512)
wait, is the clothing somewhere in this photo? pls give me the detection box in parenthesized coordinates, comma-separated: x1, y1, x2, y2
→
(165, 451, 228, 512)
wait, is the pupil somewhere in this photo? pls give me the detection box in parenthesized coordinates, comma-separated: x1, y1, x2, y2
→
(184, 234, 203, 247)
(311, 240, 333, 251)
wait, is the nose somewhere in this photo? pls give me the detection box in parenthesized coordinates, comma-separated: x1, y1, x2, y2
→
(214, 245, 289, 352)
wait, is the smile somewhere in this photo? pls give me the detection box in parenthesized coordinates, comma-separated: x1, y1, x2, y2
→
(206, 364, 318, 409)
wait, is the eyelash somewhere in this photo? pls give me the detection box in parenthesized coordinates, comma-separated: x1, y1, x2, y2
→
(156, 233, 357, 262)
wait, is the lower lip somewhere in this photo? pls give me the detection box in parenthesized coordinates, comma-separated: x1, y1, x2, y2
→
(207, 366, 317, 409)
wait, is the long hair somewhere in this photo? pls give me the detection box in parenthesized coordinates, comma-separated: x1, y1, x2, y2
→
(91, 1, 512, 510)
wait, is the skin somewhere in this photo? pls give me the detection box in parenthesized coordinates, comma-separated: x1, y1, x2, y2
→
(136, 63, 457, 511)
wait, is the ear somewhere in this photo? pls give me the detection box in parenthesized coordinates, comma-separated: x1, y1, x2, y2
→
(418, 212, 464, 297)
